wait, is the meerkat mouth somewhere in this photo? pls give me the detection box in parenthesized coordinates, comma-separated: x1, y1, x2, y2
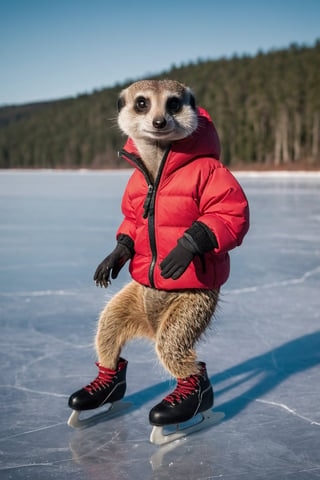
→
(143, 130, 174, 138)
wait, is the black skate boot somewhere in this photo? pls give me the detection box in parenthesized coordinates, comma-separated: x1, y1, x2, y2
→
(149, 363, 223, 445)
(67, 358, 128, 428)
(149, 362, 213, 427)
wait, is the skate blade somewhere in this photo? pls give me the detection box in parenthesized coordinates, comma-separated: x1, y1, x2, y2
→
(67, 401, 132, 429)
(150, 410, 225, 446)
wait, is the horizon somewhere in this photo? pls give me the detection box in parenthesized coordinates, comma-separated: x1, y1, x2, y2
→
(1, 39, 318, 108)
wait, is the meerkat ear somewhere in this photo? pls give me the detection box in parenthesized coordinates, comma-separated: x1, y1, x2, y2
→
(185, 88, 196, 110)
(189, 92, 196, 110)
(117, 95, 126, 112)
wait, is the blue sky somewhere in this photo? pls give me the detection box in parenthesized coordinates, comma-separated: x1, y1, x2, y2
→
(1, 0, 319, 105)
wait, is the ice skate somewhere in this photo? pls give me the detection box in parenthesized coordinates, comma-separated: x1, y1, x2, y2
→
(68, 357, 130, 428)
(149, 363, 224, 445)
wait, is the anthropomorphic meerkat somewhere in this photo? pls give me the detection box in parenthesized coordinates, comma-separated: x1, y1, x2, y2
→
(68, 80, 249, 438)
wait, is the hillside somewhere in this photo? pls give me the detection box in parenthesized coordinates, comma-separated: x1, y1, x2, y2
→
(1, 41, 319, 169)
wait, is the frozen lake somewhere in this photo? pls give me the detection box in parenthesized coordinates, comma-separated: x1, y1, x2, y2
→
(0, 170, 320, 480)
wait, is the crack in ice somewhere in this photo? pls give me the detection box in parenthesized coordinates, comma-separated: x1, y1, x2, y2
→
(0, 384, 68, 398)
(0, 463, 54, 471)
(0, 289, 79, 297)
(226, 265, 320, 295)
(0, 422, 66, 442)
(256, 399, 320, 426)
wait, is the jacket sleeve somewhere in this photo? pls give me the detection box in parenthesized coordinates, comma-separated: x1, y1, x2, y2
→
(116, 182, 137, 244)
(196, 165, 249, 254)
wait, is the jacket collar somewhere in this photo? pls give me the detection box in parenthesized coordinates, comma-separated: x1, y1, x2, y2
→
(120, 107, 220, 175)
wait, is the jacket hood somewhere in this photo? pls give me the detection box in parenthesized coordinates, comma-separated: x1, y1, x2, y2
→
(120, 107, 221, 175)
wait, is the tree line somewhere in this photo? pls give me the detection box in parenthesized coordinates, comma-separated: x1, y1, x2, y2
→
(0, 41, 319, 169)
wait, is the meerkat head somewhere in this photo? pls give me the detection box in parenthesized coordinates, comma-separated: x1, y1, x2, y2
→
(117, 80, 198, 144)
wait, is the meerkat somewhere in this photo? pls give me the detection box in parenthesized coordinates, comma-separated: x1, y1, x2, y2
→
(117, 79, 198, 181)
(68, 80, 249, 442)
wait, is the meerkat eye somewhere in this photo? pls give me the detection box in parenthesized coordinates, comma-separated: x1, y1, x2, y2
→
(135, 96, 149, 113)
(167, 96, 182, 114)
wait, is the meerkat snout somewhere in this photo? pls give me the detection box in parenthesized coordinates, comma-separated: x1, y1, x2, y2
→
(117, 80, 198, 144)
(153, 116, 167, 129)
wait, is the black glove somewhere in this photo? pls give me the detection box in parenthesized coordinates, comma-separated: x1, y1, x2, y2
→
(94, 235, 134, 288)
(160, 222, 218, 280)
(160, 237, 195, 280)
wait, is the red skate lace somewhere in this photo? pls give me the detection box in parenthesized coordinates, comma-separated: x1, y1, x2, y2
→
(164, 375, 199, 405)
(84, 362, 116, 394)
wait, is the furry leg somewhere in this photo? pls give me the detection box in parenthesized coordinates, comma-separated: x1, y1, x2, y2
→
(95, 281, 155, 369)
(155, 289, 219, 378)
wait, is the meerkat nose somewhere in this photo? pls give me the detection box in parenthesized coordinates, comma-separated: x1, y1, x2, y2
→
(153, 117, 167, 129)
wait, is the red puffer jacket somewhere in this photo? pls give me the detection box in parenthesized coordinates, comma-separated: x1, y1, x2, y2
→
(117, 107, 249, 290)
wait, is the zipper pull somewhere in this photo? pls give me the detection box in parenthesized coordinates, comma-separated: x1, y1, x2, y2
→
(143, 185, 154, 218)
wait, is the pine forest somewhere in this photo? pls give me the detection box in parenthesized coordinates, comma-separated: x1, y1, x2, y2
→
(0, 41, 319, 169)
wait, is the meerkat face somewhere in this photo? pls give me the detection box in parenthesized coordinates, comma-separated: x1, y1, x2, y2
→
(117, 80, 198, 143)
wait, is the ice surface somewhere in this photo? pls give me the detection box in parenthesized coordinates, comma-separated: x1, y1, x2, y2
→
(0, 170, 319, 480)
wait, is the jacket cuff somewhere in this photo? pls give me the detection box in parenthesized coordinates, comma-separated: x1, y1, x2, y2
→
(117, 233, 135, 257)
(183, 221, 218, 254)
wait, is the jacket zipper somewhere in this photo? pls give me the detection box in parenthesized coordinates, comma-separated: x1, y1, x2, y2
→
(146, 147, 170, 288)
(119, 147, 170, 288)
